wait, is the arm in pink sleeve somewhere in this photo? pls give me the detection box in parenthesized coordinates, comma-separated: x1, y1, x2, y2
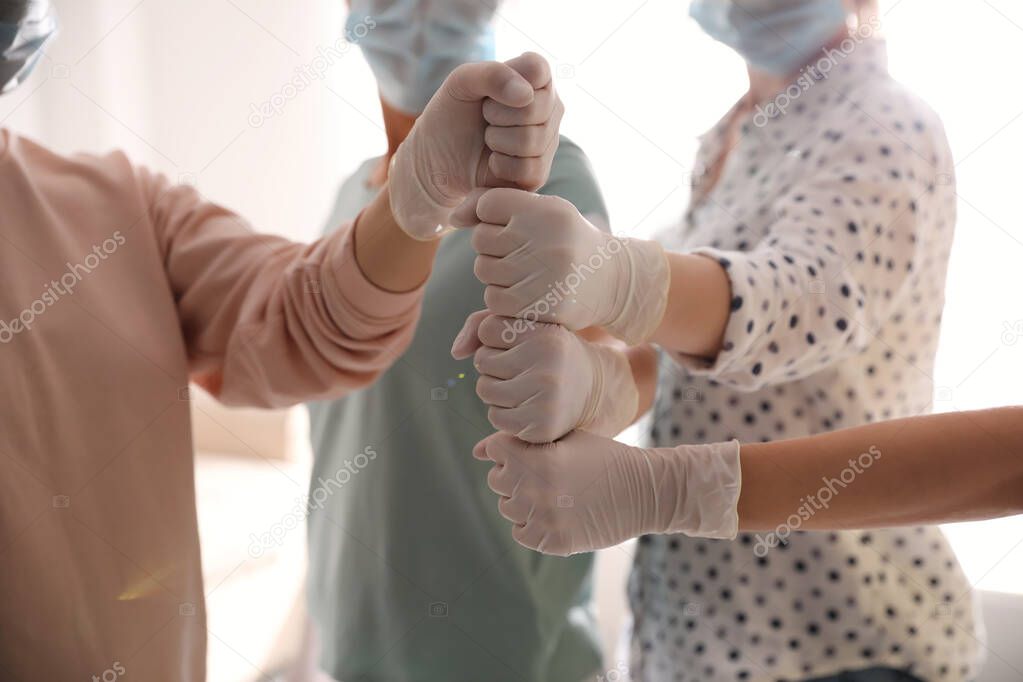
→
(144, 169, 425, 408)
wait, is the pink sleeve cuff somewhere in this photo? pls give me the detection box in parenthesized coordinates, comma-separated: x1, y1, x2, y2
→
(322, 214, 427, 337)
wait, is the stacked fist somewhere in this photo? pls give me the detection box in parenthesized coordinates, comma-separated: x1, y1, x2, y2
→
(389, 52, 564, 240)
(440, 55, 741, 557)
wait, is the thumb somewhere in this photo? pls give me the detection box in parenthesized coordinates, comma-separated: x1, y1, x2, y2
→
(449, 188, 489, 228)
(451, 309, 490, 359)
(502, 52, 552, 90)
(443, 61, 534, 108)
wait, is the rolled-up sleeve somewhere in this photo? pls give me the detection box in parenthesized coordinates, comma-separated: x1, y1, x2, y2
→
(673, 109, 949, 391)
(144, 169, 424, 408)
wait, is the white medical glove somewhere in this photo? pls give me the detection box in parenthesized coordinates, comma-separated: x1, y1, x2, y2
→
(389, 52, 565, 240)
(475, 430, 742, 557)
(451, 311, 638, 443)
(468, 188, 670, 344)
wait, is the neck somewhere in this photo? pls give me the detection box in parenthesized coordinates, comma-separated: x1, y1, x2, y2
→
(381, 101, 417, 161)
(745, 27, 853, 105)
(369, 98, 418, 188)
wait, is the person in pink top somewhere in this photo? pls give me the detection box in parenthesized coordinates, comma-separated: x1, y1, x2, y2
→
(0, 2, 563, 679)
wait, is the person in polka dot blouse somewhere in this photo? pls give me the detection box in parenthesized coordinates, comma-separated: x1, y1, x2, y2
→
(457, 0, 982, 680)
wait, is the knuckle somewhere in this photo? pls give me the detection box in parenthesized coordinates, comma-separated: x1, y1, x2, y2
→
(489, 405, 516, 431)
(549, 194, 575, 217)
(526, 126, 545, 150)
(486, 465, 502, 490)
(483, 125, 500, 148)
(483, 286, 506, 312)
(477, 315, 503, 345)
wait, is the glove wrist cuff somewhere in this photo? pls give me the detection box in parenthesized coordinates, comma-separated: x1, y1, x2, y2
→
(577, 342, 638, 438)
(602, 238, 670, 345)
(387, 142, 456, 241)
(661, 439, 742, 540)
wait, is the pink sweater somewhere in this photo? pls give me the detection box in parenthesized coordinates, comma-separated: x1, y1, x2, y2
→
(0, 129, 424, 681)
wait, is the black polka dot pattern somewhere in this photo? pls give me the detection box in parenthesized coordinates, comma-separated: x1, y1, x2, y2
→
(631, 39, 980, 682)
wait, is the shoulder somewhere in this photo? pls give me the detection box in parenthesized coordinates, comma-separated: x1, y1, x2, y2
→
(827, 75, 951, 163)
(4, 131, 155, 211)
(7, 131, 139, 187)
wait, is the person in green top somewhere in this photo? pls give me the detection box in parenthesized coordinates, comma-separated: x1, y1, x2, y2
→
(304, 2, 612, 680)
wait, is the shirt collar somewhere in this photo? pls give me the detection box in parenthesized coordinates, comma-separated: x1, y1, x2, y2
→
(697, 36, 890, 145)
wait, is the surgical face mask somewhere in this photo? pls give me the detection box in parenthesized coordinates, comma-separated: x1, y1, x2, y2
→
(690, 0, 848, 76)
(347, 0, 497, 115)
(0, 0, 58, 95)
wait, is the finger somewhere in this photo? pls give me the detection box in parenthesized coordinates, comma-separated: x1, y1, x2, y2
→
(480, 431, 520, 465)
(449, 187, 490, 229)
(488, 153, 550, 191)
(476, 374, 534, 408)
(475, 313, 550, 349)
(444, 61, 534, 107)
(451, 309, 490, 360)
(483, 284, 532, 319)
(485, 121, 558, 158)
(483, 86, 556, 127)
(488, 404, 534, 439)
(516, 418, 570, 445)
(498, 494, 531, 524)
(487, 463, 520, 498)
(474, 346, 522, 380)
(502, 52, 552, 90)
(472, 436, 492, 460)
(476, 187, 538, 225)
(473, 253, 532, 288)
(471, 222, 522, 257)
(512, 521, 552, 554)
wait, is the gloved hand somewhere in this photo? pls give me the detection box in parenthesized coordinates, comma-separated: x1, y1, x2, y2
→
(451, 311, 638, 443)
(467, 188, 670, 344)
(389, 52, 564, 240)
(475, 430, 741, 556)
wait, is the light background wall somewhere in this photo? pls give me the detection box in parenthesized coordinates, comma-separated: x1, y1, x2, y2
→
(3, 0, 1023, 677)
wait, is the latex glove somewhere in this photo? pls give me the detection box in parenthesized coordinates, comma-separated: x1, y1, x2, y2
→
(468, 188, 670, 344)
(389, 52, 564, 240)
(451, 311, 638, 443)
(475, 430, 741, 557)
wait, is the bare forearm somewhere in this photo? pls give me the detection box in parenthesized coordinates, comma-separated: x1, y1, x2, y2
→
(355, 185, 440, 292)
(626, 343, 658, 423)
(649, 252, 731, 359)
(578, 327, 658, 427)
(737, 407, 1023, 531)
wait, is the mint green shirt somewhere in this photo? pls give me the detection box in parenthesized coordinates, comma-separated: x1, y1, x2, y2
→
(306, 138, 610, 682)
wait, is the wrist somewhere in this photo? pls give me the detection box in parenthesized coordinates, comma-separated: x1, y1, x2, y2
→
(357, 185, 441, 292)
(650, 252, 731, 357)
(578, 342, 639, 438)
(601, 238, 670, 345)
(387, 140, 458, 241)
(659, 440, 742, 539)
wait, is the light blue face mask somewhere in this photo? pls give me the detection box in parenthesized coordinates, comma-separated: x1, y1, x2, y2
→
(690, 0, 848, 76)
(0, 0, 58, 95)
(347, 0, 497, 115)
